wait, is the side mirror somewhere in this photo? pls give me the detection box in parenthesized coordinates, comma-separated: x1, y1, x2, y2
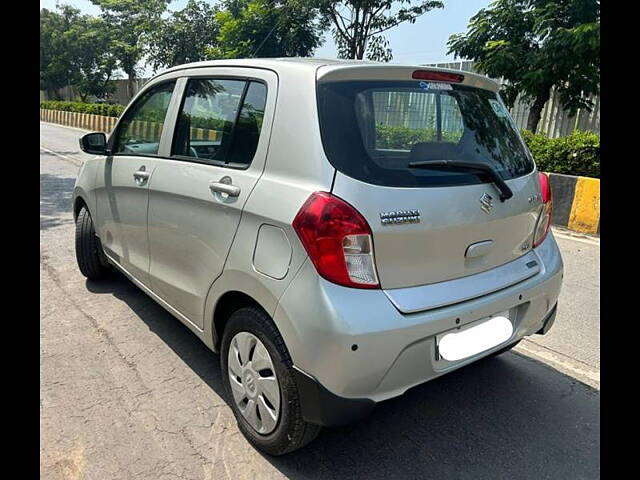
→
(79, 132, 109, 155)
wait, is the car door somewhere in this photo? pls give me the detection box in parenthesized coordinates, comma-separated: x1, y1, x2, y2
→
(94, 80, 178, 286)
(147, 69, 277, 329)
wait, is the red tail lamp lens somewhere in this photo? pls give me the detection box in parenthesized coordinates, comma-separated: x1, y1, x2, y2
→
(292, 192, 380, 289)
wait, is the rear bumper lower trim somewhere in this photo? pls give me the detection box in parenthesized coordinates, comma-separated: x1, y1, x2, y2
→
(292, 367, 375, 427)
(536, 302, 558, 335)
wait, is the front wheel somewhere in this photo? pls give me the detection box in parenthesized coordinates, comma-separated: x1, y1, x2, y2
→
(75, 206, 109, 280)
(220, 306, 321, 455)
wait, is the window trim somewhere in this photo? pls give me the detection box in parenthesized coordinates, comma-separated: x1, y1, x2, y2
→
(168, 76, 268, 171)
(108, 79, 178, 159)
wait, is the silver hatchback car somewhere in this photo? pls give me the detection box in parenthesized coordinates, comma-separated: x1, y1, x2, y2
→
(74, 58, 563, 455)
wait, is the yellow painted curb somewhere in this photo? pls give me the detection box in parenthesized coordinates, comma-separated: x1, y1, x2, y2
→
(568, 176, 600, 234)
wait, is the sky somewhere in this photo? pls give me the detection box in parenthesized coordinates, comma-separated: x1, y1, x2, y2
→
(40, 0, 491, 74)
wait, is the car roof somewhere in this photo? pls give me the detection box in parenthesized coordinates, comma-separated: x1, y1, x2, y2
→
(153, 57, 499, 92)
(157, 57, 376, 74)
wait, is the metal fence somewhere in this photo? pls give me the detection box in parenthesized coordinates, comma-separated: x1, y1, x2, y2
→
(425, 61, 600, 138)
(371, 90, 465, 134)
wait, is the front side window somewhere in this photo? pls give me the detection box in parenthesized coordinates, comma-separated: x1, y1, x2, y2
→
(172, 79, 267, 167)
(114, 81, 176, 156)
(318, 80, 534, 188)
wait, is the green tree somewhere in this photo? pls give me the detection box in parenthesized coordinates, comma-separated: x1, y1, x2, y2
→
(448, 0, 600, 132)
(208, 0, 325, 59)
(91, 0, 172, 97)
(40, 6, 79, 99)
(147, 0, 220, 71)
(316, 1, 444, 61)
(67, 15, 118, 101)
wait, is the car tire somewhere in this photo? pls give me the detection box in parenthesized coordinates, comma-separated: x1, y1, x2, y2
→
(75, 206, 109, 280)
(489, 339, 522, 357)
(220, 306, 321, 455)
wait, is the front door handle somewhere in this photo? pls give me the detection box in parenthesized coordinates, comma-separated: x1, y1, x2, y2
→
(209, 176, 240, 197)
(133, 166, 150, 185)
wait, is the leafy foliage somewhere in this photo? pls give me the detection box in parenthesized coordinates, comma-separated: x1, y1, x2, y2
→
(147, 0, 220, 71)
(208, 0, 325, 59)
(90, 0, 171, 82)
(521, 129, 599, 177)
(375, 125, 460, 149)
(316, 1, 444, 61)
(41, 6, 118, 101)
(66, 15, 118, 101)
(448, 0, 600, 132)
(40, 6, 78, 96)
(40, 100, 125, 118)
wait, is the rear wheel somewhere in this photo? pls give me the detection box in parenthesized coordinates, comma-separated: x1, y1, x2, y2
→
(220, 306, 321, 455)
(75, 206, 109, 280)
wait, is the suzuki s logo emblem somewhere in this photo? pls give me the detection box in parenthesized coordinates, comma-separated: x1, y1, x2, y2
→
(479, 193, 494, 214)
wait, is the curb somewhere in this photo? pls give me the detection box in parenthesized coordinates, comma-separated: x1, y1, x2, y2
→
(546, 173, 600, 235)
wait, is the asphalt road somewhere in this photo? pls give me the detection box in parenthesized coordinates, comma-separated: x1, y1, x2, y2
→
(41, 123, 600, 480)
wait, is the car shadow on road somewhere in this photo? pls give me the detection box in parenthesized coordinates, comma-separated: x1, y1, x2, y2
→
(86, 273, 600, 480)
(40, 173, 76, 231)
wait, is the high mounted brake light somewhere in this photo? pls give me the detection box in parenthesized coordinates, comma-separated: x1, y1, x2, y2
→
(412, 70, 465, 83)
(292, 192, 380, 289)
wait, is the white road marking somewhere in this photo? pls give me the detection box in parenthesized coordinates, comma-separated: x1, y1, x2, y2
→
(40, 145, 83, 167)
(41, 121, 90, 133)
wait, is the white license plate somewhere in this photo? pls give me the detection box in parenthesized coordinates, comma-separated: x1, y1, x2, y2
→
(436, 312, 513, 362)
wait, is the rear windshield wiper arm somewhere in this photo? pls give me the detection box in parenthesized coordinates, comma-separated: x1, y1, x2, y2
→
(407, 159, 513, 202)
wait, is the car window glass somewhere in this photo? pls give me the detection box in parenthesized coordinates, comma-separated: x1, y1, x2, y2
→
(371, 89, 464, 149)
(172, 79, 246, 164)
(114, 81, 175, 156)
(225, 82, 267, 167)
(317, 81, 533, 187)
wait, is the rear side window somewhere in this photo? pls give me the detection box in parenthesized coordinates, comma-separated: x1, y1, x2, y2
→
(114, 81, 176, 156)
(317, 80, 534, 188)
(172, 78, 267, 167)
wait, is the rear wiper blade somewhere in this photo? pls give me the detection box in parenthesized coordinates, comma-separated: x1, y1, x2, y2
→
(407, 159, 513, 202)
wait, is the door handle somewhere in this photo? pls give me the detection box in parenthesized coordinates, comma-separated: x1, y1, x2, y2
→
(209, 176, 240, 197)
(133, 166, 150, 185)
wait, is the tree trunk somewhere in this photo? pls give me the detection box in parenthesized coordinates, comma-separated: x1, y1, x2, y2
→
(127, 74, 136, 102)
(526, 87, 552, 133)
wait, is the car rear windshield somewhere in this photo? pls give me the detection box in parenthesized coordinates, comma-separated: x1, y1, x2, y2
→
(317, 80, 534, 187)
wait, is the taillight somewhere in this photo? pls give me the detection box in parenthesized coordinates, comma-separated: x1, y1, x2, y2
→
(533, 172, 553, 247)
(412, 70, 464, 83)
(292, 192, 380, 289)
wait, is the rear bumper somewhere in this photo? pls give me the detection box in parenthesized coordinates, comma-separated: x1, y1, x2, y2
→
(274, 233, 563, 425)
(537, 302, 558, 335)
(291, 367, 375, 427)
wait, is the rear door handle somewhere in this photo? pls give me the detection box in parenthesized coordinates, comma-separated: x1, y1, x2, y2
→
(209, 176, 240, 197)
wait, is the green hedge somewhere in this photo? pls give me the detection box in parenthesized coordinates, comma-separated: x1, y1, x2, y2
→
(40, 100, 124, 118)
(521, 129, 600, 178)
(375, 125, 462, 149)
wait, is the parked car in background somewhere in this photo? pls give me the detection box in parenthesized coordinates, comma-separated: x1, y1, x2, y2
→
(73, 58, 563, 455)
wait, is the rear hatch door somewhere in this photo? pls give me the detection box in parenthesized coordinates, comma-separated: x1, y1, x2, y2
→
(317, 66, 543, 291)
